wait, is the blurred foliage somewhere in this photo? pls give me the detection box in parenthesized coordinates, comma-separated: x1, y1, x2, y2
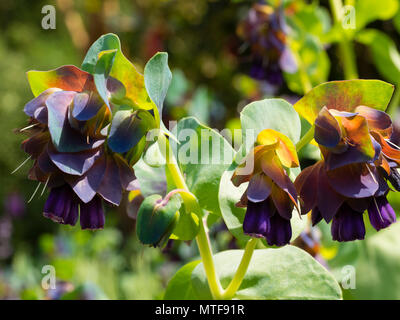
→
(2, 0, 400, 299)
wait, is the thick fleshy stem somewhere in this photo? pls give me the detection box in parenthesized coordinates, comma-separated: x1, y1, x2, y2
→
(157, 132, 224, 299)
(329, 0, 358, 80)
(296, 125, 315, 152)
(221, 238, 258, 299)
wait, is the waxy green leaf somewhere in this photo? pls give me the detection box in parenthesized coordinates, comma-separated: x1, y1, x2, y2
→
(82, 33, 155, 110)
(164, 260, 201, 300)
(27, 65, 93, 97)
(240, 99, 301, 153)
(144, 52, 172, 126)
(192, 246, 342, 299)
(94, 49, 117, 110)
(294, 80, 394, 124)
(170, 117, 235, 215)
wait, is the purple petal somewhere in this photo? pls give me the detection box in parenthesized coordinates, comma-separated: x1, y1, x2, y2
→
(48, 144, 102, 176)
(265, 211, 292, 246)
(270, 183, 293, 220)
(314, 107, 342, 148)
(327, 163, 379, 198)
(43, 185, 78, 226)
(114, 155, 138, 191)
(368, 196, 396, 231)
(356, 105, 393, 136)
(107, 77, 126, 101)
(33, 106, 48, 124)
(247, 173, 272, 203)
(346, 197, 371, 213)
(243, 200, 270, 238)
(260, 153, 297, 204)
(72, 92, 104, 121)
(317, 164, 344, 223)
(37, 149, 57, 174)
(46, 91, 105, 153)
(311, 207, 323, 226)
(294, 161, 321, 214)
(80, 196, 105, 230)
(97, 156, 122, 205)
(21, 131, 49, 158)
(67, 156, 107, 203)
(331, 204, 365, 242)
(24, 88, 60, 118)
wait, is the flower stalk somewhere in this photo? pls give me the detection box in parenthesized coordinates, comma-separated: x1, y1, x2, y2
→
(157, 132, 224, 299)
(221, 238, 258, 299)
(296, 126, 315, 152)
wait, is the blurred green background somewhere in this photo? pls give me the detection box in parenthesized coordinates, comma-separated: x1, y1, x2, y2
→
(1, 0, 400, 299)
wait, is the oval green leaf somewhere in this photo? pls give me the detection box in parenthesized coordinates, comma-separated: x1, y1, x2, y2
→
(192, 246, 342, 300)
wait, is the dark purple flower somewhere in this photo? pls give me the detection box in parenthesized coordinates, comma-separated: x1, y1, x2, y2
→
(295, 105, 400, 242)
(44, 185, 79, 226)
(237, 2, 297, 86)
(331, 204, 365, 242)
(20, 66, 139, 230)
(244, 199, 292, 246)
(367, 196, 396, 231)
(80, 196, 105, 230)
(233, 129, 299, 246)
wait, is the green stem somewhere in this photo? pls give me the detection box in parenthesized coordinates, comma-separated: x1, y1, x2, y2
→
(157, 132, 223, 300)
(196, 219, 224, 300)
(329, 0, 358, 79)
(221, 238, 258, 299)
(387, 83, 400, 117)
(296, 126, 315, 152)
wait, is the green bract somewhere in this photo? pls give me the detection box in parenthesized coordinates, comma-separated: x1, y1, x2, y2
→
(294, 79, 394, 124)
(136, 194, 182, 247)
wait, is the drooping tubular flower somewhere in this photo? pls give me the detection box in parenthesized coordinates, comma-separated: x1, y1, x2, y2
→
(20, 65, 143, 229)
(295, 105, 399, 241)
(232, 129, 299, 246)
(237, 2, 297, 86)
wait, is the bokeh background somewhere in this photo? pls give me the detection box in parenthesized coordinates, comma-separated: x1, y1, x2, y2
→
(1, 0, 400, 299)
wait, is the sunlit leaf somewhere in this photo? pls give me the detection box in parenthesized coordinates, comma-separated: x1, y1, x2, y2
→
(170, 117, 235, 215)
(293, 80, 394, 125)
(27, 65, 93, 97)
(82, 33, 155, 110)
(144, 52, 172, 126)
(191, 246, 342, 299)
(164, 260, 201, 300)
(94, 49, 117, 110)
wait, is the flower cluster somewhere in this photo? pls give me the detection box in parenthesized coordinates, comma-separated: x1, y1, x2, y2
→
(232, 129, 299, 246)
(20, 66, 140, 229)
(295, 105, 399, 241)
(237, 2, 297, 86)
